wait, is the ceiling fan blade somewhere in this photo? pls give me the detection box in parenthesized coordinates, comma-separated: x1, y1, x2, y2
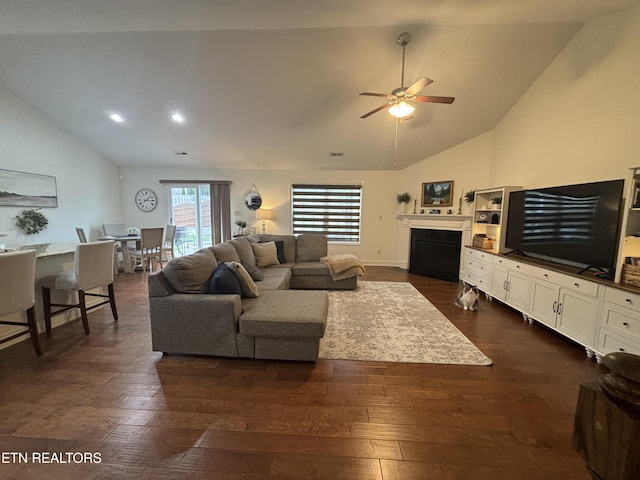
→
(360, 103, 391, 118)
(405, 77, 433, 96)
(399, 115, 414, 124)
(360, 92, 391, 98)
(414, 95, 455, 104)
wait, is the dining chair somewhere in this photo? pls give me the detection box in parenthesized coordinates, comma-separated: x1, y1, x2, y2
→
(130, 227, 164, 273)
(75, 227, 88, 243)
(0, 250, 42, 355)
(102, 223, 127, 237)
(41, 240, 118, 335)
(161, 224, 177, 263)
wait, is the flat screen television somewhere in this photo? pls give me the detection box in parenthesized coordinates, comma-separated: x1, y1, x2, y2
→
(505, 179, 624, 275)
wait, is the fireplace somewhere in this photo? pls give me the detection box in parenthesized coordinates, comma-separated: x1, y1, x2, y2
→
(410, 228, 462, 282)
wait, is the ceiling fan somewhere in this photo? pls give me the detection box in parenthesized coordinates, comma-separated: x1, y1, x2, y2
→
(360, 32, 455, 120)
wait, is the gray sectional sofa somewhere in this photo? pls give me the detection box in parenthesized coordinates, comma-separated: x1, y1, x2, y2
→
(147, 234, 361, 361)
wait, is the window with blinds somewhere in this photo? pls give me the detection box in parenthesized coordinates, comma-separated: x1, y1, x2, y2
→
(291, 184, 362, 242)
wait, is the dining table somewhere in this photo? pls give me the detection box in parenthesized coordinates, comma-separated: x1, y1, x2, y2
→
(98, 234, 141, 273)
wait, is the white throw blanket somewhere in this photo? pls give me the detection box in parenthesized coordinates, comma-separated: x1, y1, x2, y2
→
(320, 254, 365, 281)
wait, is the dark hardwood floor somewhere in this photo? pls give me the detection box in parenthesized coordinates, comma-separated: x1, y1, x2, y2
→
(0, 267, 602, 479)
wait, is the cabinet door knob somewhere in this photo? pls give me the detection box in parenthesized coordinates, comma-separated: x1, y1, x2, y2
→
(574, 283, 579, 288)
(553, 301, 557, 313)
(619, 348, 626, 352)
(623, 322, 629, 327)
(626, 298, 632, 303)
(544, 274, 549, 278)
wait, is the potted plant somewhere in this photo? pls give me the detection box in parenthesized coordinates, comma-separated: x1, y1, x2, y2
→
(491, 196, 503, 208)
(396, 192, 411, 214)
(463, 190, 476, 214)
(464, 190, 475, 204)
(234, 219, 247, 235)
(15, 208, 48, 234)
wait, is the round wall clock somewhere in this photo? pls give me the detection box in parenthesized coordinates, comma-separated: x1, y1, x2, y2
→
(135, 188, 158, 212)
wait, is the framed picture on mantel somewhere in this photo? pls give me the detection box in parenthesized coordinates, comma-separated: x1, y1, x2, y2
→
(421, 180, 453, 207)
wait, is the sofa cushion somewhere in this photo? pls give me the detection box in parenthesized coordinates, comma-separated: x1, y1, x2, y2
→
(211, 242, 241, 263)
(162, 248, 218, 293)
(292, 261, 330, 277)
(241, 259, 264, 281)
(296, 234, 328, 262)
(251, 241, 280, 268)
(209, 262, 242, 295)
(259, 234, 296, 263)
(226, 261, 259, 298)
(230, 236, 256, 266)
(240, 290, 328, 338)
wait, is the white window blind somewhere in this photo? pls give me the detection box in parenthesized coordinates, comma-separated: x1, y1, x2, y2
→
(291, 184, 362, 242)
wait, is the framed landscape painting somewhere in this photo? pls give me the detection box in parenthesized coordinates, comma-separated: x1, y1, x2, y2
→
(421, 180, 453, 207)
(0, 169, 58, 207)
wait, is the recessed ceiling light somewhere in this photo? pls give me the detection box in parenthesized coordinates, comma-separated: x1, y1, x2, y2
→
(109, 112, 124, 123)
(171, 112, 185, 123)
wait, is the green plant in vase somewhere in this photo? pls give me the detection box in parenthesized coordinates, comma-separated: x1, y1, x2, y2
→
(234, 219, 247, 235)
(15, 208, 49, 234)
(396, 192, 411, 214)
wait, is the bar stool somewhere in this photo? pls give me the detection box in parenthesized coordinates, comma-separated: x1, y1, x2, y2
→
(41, 241, 118, 335)
(0, 250, 42, 355)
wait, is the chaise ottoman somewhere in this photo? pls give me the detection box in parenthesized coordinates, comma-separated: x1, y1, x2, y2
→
(239, 290, 328, 361)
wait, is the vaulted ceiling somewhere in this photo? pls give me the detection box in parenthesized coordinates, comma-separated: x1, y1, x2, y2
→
(0, 0, 638, 170)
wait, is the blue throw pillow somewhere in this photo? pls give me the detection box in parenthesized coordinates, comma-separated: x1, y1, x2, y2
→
(209, 262, 242, 295)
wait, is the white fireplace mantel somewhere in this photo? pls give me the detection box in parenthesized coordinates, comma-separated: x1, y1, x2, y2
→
(396, 214, 473, 270)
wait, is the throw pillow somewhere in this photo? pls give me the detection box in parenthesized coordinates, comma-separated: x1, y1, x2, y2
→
(251, 241, 280, 268)
(226, 262, 259, 298)
(209, 262, 242, 295)
(274, 240, 287, 264)
(163, 248, 218, 293)
(230, 236, 256, 266)
(211, 242, 241, 263)
(241, 259, 264, 281)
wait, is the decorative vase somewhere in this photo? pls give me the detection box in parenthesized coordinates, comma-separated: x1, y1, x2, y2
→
(398, 203, 407, 214)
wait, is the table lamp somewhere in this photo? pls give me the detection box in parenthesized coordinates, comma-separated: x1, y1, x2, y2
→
(256, 209, 273, 234)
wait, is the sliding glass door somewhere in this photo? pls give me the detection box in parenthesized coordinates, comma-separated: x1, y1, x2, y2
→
(167, 184, 212, 256)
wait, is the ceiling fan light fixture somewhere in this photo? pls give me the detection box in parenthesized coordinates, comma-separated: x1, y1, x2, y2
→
(388, 101, 415, 119)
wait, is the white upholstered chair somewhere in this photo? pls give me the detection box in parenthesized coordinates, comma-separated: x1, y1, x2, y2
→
(41, 241, 118, 335)
(161, 224, 177, 263)
(130, 227, 164, 272)
(0, 250, 42, 355)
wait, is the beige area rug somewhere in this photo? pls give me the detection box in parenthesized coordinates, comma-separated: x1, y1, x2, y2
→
(319, 281, 492, 365)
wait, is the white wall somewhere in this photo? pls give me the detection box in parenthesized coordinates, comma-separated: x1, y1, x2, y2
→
(401, 6, 640, 197)
(491, 6, 640, 188)
(120, 167, 401, 265)
(0, 86, 123, 248)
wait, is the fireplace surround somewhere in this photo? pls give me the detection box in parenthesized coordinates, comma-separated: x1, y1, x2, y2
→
(396, 214, 473, 281)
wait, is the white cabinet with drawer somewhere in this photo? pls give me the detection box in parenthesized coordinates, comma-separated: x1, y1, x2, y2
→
(490, 256, 532, 319)
(530, 268, 600, 357)
(460, 247, 492, 293)
(596, 287, 640, 359)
